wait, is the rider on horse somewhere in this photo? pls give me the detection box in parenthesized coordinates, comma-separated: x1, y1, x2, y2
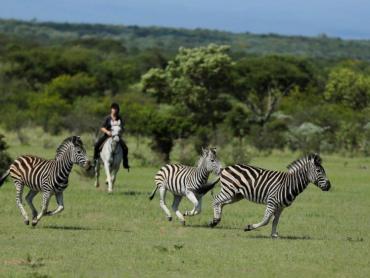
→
(93, 103, 129, 171)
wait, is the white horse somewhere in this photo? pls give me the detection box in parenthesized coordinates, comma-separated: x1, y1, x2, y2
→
(94, 124, 123, 193)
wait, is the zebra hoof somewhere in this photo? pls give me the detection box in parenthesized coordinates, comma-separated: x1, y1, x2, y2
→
(167, 216, 172, 222)
(180, 220, 186, 226)
(208, 221, 217, 228)
(244, 224, 253, 231)
(24, 219, 29, 225)
(271, 233, 279, 239)
(31, 221, 38, 227)
(183, 211, 191, 216)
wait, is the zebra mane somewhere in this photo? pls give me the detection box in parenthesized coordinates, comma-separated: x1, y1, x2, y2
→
(196, 147, 216, 168)
(55, 136, 83, 159)
(287, 153, 322, 173)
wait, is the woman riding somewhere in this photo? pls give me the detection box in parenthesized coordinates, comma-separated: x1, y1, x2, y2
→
(93, 103, 129, 171)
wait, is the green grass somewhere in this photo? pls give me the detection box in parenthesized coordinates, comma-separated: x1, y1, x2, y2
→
(0, 133, 369, 277)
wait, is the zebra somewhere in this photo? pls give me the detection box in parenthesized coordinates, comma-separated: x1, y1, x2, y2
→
(149, 148, 222, 225)
(208, 153, 331, 237)
(0, 136, 90, 226)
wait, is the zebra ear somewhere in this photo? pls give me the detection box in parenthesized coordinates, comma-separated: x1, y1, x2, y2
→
(314, 154, 322, 165)
(72, 136, 80, 145)
(311, 153, 322, 165)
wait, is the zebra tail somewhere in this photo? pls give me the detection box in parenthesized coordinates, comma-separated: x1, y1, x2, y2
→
(149, 186, 158, 200)
(0, 169, 10, 187)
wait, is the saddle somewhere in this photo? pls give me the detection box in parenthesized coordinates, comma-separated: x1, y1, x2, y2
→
(98, 138, 109, 152)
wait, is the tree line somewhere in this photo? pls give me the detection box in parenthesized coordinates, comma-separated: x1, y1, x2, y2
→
(1, 23, 370, 162)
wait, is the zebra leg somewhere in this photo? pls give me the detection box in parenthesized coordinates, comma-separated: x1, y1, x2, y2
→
(244, 205, 275, 232)
(103, 161, 113, 193)
(15, 181, 29, 225)
(195, 196, 203, 215)
(32, 191, 52, 226)
(159, 187, 172, 221)
(46, 192, 64, 216)
(25, 190, 38, 221)
(271, 208, 283, 238)
(184, 191, 199, 216)
(171, 195, 185, 225)
(95, 159, 100, 188)
(209, 192, 242, 227)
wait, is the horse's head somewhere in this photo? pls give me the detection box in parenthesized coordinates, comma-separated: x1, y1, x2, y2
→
(111, 125, 121, 143)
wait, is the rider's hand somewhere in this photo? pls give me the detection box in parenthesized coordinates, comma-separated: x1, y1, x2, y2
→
(106, 131, 112, 137)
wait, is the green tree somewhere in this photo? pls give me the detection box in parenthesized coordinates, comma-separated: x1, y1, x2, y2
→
(324, 67, 370, 110)
(147, 106, 192, 163)
(0, 134, 12, 173)
(233, 55, 315, 127)
(44, 73, 98, 102)
(142, 44, 233, 148)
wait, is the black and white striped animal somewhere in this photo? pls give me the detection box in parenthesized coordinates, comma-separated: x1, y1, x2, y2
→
(0, 136, 89, 226)
(149, 148, 221, 225)
(209, 154, 331, 237)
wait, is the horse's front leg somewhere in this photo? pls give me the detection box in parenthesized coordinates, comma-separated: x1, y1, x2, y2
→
(103, 161, 113, 193)
(94, 159, 100, 188)
(110, 165, 119, 191)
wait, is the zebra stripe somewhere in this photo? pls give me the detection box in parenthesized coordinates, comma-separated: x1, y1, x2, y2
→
(0, 136, 89, 226)
(209, 153, 331, 237)
(149, 148, 221, 225)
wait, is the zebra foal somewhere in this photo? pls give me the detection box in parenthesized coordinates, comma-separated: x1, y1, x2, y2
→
(149, 148, 221, 225)
(209, 154, 331, 237)
(0, 136, 90, 226)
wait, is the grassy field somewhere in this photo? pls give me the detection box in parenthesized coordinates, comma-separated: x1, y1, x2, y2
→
(0, 132, 369, 277)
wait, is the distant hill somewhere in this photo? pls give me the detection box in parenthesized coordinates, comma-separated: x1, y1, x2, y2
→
(1, 18, 370, 60)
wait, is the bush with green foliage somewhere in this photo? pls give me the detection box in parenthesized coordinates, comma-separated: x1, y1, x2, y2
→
(0, 134, 12, 174)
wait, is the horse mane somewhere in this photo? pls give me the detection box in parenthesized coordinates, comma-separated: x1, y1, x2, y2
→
(287, 153, 321, 173)
(55, 136, 83, 159)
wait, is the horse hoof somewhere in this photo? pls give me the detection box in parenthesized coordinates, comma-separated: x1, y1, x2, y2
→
(167, 216, 172, 222)
(95, 184, 100, 188)
(271, 233, 279, 239)
(24, 220, 29, 225)
(244, 224, 253, 231)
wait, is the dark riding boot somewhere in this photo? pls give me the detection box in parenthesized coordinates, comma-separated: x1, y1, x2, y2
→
(120, 139, 130, 171)
(93, 135, 108, 166)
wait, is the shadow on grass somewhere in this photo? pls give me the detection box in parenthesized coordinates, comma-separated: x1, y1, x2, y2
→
(185, 223, 241, 230)
(43, 224, 133, 233)
(113, 190, 149, 197)
(43, 225, 92, 231)
(186, 224, 316, 240)
(248, 234, 313, 240)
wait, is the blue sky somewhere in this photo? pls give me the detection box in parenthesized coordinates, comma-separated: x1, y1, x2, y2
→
(1, 0, 369, 39)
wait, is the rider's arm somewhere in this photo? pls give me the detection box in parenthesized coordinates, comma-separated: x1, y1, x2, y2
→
(120, 118, 125, 133)
(101, 117, 112, 136)
(101, 127, 111, 136)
